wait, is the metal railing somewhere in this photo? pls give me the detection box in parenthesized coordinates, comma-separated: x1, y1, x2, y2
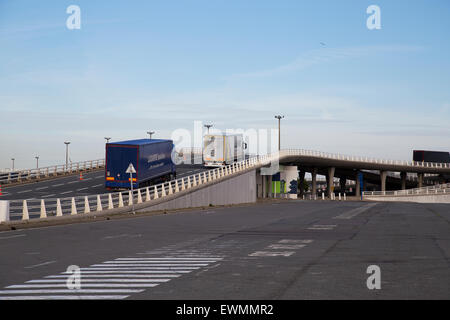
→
(0, 159, 105, 185)
(362, 183, 450, 197)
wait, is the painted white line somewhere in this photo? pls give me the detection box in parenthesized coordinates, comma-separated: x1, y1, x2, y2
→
(41, 194, 56, 198)
(334, 203, 378, 219)
(28, 279, 171, 283)
(95, 176, 104, 179)
(82, 266, 200, 270)
(76, 188, 88, 191)
(17, 190, 32, 194)
(7, 284, 159, 288)
(249, 251, 295, 257)
(94, 263, 208, 267)
(60, 191, 72, 195)
(52, 183, 64, 187)
(67, 181, 79, 184)
(46, 274, 180, 278)
(24, 260, 57, 269)
(0, 295, 129, 300)
(115, 257, 222, 261)
(278, 239, 313, 244)
(267, 244, 306, 250)
(35, 187, 48, 190)
(308, 225, 337, 230)
(63, 270, 191, 274)
(82, 178, 92, 181)
(0, 289, 144, 294)
(92, 184, 103, 188)
(0, 234, 26, 240)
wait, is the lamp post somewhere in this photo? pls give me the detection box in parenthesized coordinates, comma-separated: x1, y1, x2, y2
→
(11, 158, 15, 171)
(64, 142, 70, 170)
(35, 156, 39, 169)
(274, 115, 284, 151)
(147, 131, 155, 139)
(104, 137, 111, 143)
(204, 124, 213, 134)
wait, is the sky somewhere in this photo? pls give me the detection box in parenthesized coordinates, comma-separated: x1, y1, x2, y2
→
(1, 0, 449, 169)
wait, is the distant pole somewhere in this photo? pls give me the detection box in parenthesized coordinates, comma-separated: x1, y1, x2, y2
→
(11, 158, 15, 171)
(35, 156, 39, 169)
(274, 115, 284, 151)
(204, 124, 213, 134)
(147, 131, 155, 139)
(64, 142, 70, 170)
(104, 137, 111, 143)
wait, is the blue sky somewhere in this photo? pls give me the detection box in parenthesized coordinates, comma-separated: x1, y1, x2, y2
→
(1, 0, 449, 169)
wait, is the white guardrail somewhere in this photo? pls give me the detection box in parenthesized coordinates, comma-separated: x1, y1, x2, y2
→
(1, 148, 449, 223)
(0, 152, 279, 223)
(362, 183, 450, 197)
(0, 159, 105, 185)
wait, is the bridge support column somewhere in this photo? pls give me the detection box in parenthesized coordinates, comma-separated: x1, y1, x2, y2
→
(327, 167, 335, 199)
(400, 172, 407, 190)
(418, 173, 424, 188)
(380, 171, 388, 192)
(298, 170, 305, 198)
(311, 168, 317, 197)
(339, 177, 347, 194)
(355, 172, 361, 198)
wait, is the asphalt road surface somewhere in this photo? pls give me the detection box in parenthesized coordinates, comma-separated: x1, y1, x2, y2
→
(0, 165, 207, 200)
(0, 200, 449, 300)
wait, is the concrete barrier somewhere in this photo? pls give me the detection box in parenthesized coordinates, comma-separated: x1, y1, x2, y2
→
(365, 194, 450, 203)
(0, 200, 9, 222)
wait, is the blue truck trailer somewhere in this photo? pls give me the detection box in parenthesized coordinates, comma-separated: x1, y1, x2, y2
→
(105, 139, 176, 189)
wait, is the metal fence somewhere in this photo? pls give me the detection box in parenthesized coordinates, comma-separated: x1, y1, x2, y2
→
(0, 159, 105, 185)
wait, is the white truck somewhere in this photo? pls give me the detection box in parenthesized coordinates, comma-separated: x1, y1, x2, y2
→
(203, 134, 247, 167)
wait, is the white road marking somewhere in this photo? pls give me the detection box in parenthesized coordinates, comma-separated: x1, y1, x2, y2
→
(92, 184, 103, 188)
(82, 266, 201, 270)
(7, 284, 159, 288)
(62, 270, 192, 274)
(115, 257, 222, 261)
(41, 194, 56, 198)
(279, 239, 313, 244)
(76, 188, 88, 191)
(95, 176, 104, 179)
(94, 263, 208, 267)
(67, 181, 78, 184)
(52, 183, 64, 187)
(17, 190, 32, 194)
(0, 295, 129, 300)
(334, 203, 378, 219)
(28, 279, 171, 283)
(35, 186, 48, 190)
(46, 274, 180, 278)
(249, 251, 294, 257)
(24, 260, 57, 269)
(0, 289, 144, 294)
(0, 234, 26, 240)
(267, 244, 306, 250)
(82, 178, 92, 181)
(59, 191, 72, 195)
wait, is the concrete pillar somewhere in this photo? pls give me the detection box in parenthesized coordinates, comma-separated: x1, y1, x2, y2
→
(298, 170, 305, 197)
(355, 172, 361, 198)
(418, 173, 424, 188)
(327, 167, 335, 198)
(311, 168, 317, 197)
(339, 177, 347, 194)
(400, 172, 407, 190)
(380, 171, 388, 192)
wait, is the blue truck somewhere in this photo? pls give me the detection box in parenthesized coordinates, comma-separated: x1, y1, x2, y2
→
(105, 139, 176, 189)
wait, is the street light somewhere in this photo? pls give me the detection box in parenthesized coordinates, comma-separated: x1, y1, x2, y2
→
(11, 158, 15, 171)
(274, 115, 284, 151)
(35, 156, 39, 169)
(64, 142, 70, 170)
(147, 131, 155, 139)
(104, 137, 111, 143)
(204, 124, 213, 134)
